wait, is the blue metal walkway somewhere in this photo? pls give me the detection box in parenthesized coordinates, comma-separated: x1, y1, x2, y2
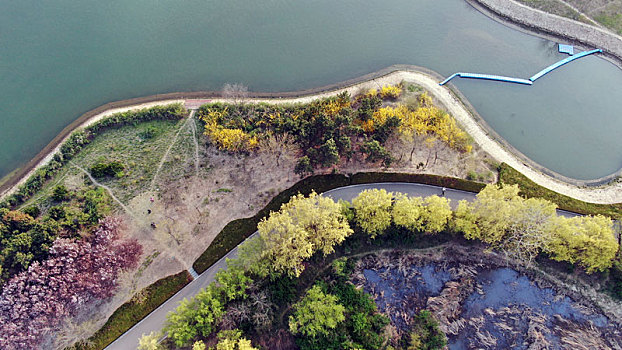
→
(439, 48, 602, 86)
(440, 73, 533, 86)
(529, 49, 602, 81)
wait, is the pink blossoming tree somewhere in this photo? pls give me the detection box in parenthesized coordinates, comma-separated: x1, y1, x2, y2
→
(0, 217, 141, 349)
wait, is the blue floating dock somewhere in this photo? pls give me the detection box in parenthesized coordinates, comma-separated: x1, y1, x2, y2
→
(440, 72, 533, 86)
(558, 44, 574, 55)
(439, 48, 602, 86)
(529, 48, 602, 81)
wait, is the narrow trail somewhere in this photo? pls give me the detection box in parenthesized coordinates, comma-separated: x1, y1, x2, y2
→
(17, 173, 68, 210)
(188, 110, 201, 177)
(71, 162, 137, 220)
(150, 111, 195, 190)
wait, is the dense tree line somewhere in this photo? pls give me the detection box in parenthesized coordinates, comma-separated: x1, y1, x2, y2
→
(453, 184, 617, 272)
(345, 185, 617, 273)
(197, 85, 473, 175)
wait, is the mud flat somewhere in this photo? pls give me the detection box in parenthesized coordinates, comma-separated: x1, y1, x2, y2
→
(352, 246, 622, 349)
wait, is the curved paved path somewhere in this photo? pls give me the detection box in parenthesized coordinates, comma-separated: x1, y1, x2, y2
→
(105, 182, 577, 350)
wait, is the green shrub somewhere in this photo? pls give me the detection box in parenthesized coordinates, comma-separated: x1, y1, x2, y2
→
(22, 205, 40, 218)
(405, 310, 447, 350)
(295, 156, 314, 176)
(52, 185, 69, 202)
(138, 126, 159, 140)
(90, 161, 125, 179)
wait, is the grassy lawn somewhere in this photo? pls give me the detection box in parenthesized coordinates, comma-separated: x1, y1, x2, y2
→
(595, 13, 622, 35)
(155, 117, 205, 186)
(73, 119, 186, 203)
(498, 163, 622, 218)
(20, 119, 186, 212)
(68, 271, 192, 350)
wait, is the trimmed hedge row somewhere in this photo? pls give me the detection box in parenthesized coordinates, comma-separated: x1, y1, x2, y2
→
(68, 271, 193, 350)
(192, 172, 484, 273)
(1, 104, 187, 209)
(350, 172, 486, 193)
(498, 163, 622, 218)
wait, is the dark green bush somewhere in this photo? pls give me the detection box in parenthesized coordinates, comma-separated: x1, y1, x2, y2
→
(295, 156, 313, 176)
(138, 125, 159, 140)
(52, 185, 69, 202)
(404, 310, 447, 350)
(23, 205, 40, 218)
(90, 161, 125, 179)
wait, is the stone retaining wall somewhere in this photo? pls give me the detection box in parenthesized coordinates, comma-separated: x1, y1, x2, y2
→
(469, 0, 622, 66)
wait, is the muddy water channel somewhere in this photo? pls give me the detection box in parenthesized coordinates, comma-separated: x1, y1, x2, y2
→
(352, 250, 622, 349)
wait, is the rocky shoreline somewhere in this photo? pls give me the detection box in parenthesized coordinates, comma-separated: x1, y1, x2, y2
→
(468, 0, 622, 68)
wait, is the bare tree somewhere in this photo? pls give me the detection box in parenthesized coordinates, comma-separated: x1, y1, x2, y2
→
(222, 83, 249, 105)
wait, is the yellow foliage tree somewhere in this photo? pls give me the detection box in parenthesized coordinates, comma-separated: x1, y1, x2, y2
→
(418, 92, 433, 108)
(214, 330, 258, 350)
(207, 127, 258, 152)
(421, 195, 452, 234)
(352, 189, 394, 238)
(451, 200, 480, 237)
(321, 94, 351, 116)
(456, 184, 524, 243)
(454, 184, 560, 266)
(379, 84, 402, 99)
(392, 195, 424, 232)
(258, 191, 353, 276)
(546, 215, 617, 273)
(200, 107, 258, 152)
(137, 331, 163, 350)
(373, 101, 472, 160)
(192, 340, 206, 350)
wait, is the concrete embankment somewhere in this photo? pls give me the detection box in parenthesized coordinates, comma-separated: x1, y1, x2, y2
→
(468, 0, 622, 67)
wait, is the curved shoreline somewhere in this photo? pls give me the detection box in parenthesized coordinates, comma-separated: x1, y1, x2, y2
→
(467, 0, 622, 69)
(1, 65, 621, 205)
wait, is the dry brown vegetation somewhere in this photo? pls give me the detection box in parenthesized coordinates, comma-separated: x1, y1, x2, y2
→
(351, 247, 622, 349)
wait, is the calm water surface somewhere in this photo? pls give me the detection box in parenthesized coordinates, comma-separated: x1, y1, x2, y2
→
(1, 0, 621, 180)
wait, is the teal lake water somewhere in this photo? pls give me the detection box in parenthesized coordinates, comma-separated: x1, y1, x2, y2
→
(1, 0, 621, 180)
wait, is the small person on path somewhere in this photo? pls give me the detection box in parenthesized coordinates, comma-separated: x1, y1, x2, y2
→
(150, 197, 154, 203)
(442, 187, 446, 197)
